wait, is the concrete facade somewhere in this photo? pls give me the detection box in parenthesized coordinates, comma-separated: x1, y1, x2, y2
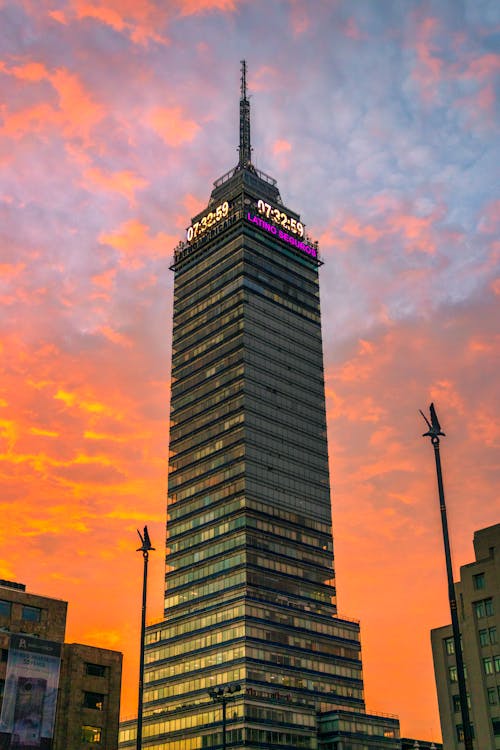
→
(0, 579, 122, 749)
(431, 523, 500, 749)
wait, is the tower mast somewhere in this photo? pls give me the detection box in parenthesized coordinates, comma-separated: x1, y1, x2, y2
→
(238, 60, 252, 169)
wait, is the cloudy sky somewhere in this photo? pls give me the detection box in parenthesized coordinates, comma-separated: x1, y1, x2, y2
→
(1, 0, 498, 740)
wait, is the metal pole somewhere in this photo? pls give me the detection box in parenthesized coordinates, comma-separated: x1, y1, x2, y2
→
(136, 549, 148, 750)
(136, 527, 155, 750)
(420, 405, 473, 749)
(432, 439, 473, 750)
(222, 695, 227, 750)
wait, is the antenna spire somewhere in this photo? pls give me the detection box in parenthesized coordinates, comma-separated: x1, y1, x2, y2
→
(238, 60, 252, 169)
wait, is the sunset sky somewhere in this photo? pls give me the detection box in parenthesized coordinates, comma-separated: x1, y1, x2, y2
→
(1, 0, 499, 741)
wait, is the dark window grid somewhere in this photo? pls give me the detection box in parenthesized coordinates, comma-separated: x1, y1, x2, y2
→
(174, 265, 245, 311)
(170, 410, 244, 456)
(244, 279, 320, 321)
(174, 241, 244, 292)
(173, 278, 244, 334)
(173, 293, 246, 349)
(244, 250, 320, 298)
(245, 432, 330, 473)
(171, 372, 244, 418)
(172, 319, 244, 369)
(0, 601, 11, 617)
(171, 348, 244, 399)
(174, 240, 244, 296)
(245, 303, 324, 354)
(243, 231, 320, 279)
(172, 337, 244, 387)
(168, 534, 247, 569)
(173, 307, 245, 361)
(245, 345, 326, 386)
(167, 480, 245, 523)
(169, 430, 245, 474)
(248, 285, 322, 334)
(168, 445, 245, 490)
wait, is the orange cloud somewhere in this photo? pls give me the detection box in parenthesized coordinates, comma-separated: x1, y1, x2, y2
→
(83, 168, 148, 203)
(72, 0, 169, 44)
(179, 0, 239, 14)
(99, 218, 176, 268)
(148, 106, 200, 146)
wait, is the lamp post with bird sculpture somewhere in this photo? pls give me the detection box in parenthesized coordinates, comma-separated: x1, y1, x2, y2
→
(420, 404, 473, 749)
(136, 526, 155, 750)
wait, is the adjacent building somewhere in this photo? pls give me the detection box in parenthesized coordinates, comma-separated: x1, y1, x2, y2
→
(431, 523, 500, 748)
(0, 578, 122, 749)
(119, 62, 402, 750)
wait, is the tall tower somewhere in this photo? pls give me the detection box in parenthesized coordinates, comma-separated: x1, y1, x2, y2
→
(119, 63, 398, 750)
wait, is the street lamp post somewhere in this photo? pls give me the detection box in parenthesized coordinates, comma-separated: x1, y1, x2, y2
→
(136, 526, 155, 750)
(208, 684, 241, 750)
(420, 404, 473, 750)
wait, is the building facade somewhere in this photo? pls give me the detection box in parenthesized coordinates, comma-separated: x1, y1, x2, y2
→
(119, 62, 402, 750)
(431, 523, 500, 748)
(0, 579, 122, 749)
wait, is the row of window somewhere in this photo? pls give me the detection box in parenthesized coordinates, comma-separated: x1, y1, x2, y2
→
(146, 644, 244, 683)
(171, 344, 242, 401)
(169, 461, 244, 505)
(145, 604, 244, 645)
(164, 571, 245, 610)
(243, 277, 320, 324)
(145, 619, 358, 670)
(173, 285, 243, 348)
(0, 601, 41, 621)
(173, 277, 242, 338)
(248, 603, 360, 643)
(168, 445, 245, 493)
(172, 333, 243, 389)
(170, 404, 243, 454)
(246, 476, 331, 524)
(246, 293, 322, 351)
(144, 667, 243, 704)
(166, 551, 245, 592)
(483, 655, 500, 675)
(173, 305, 243, 363)
(474, 597, 494, 618)
(169, 428, 244, 475)
(168, 494, 245, 536)
(171, 366, 242, 416)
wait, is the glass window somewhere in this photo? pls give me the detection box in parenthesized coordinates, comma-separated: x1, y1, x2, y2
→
(473, 573, 485, 589)
(484, 657, 493, 675)
(83, 692, 104, 710)
(488, 688, 498, 705)
(445, 637, 455, 654)
(81, 725, 102, 743)
(0, 601, 11, 617)
(493, 718, 500, 737)
(85, 663, 106, 677)
(449, 666, 458, 682)
(474, 598, 494, 618)
(21, 606, 41, 622)
(452, 695, 460, 712)
(1, 649, 8, 663)
(480, 629, 489, 646)
(490, 627, 498, 644)
(495, 656, 500, 673)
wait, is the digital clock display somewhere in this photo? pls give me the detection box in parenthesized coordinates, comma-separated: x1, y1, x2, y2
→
(187, 201, 229, 242)
(257, 199, 304, 238)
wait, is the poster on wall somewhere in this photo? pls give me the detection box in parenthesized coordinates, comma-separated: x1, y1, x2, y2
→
(0, 635, 61, 749)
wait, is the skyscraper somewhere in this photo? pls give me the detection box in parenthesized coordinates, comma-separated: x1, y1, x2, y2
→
(431, 523, 500, 749)
(119, 63, 400, 750)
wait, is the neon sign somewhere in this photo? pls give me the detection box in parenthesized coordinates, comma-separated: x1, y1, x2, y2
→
(246, 213, 317, 259)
